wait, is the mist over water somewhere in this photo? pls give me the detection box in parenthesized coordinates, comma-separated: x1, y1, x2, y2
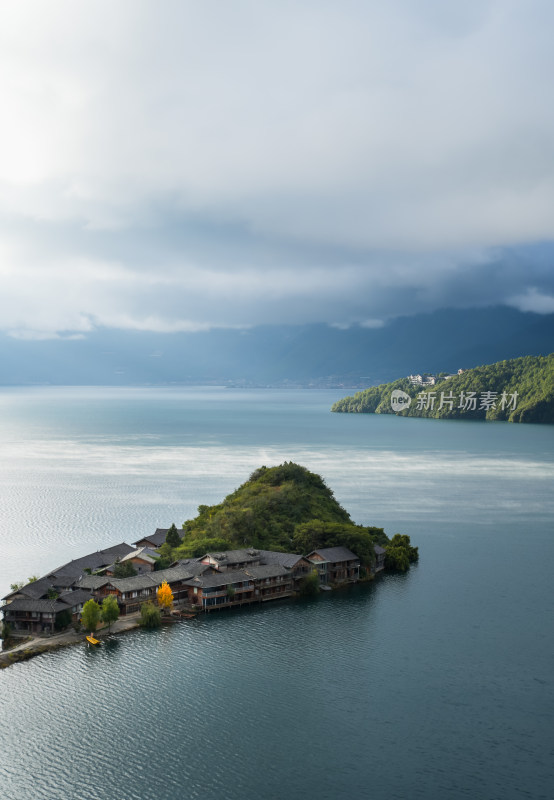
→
(0, 387, 552, 799)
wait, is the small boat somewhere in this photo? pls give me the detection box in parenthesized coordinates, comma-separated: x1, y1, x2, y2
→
(169, 609, 196, 619)
(86, 635, 101, 645)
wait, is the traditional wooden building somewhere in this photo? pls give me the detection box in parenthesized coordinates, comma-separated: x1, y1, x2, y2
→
(3, 598, 70, 634)
(199, 549, 263, 571)
(373, 544, 386, 573)
(185, 561, 295, 611)
(133, 528, 170, 549)
(245, 564, 293, 601)
(76, 563, 199, 614)
(1, 542, 135, 606)
(105, 547, 159, 575)
(306, 547, 360, 585)
(2, 540, 381, 634)
(186, 569, 255, 610)
(57, 589, 94, 622)
(257, 550, 313, 588)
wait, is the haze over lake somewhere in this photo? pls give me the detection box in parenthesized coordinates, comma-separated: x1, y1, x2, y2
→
(0, 387, 552, 800)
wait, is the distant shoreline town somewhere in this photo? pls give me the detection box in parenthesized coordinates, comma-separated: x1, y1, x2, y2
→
(332, 353, 554, 423)
(407, 368, 465, 386)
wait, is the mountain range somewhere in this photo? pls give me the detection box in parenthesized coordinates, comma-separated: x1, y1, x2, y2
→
(1, 307, 553, 387)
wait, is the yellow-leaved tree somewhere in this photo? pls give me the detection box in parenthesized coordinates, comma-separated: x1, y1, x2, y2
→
(157, 580, 173, 613)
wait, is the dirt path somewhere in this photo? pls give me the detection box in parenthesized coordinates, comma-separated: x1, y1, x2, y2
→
(0, 613, 143, 669)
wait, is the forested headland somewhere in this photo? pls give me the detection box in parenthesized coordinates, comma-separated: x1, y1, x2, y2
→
(163, 462, 417, 573)
(331, 353, 554, 423)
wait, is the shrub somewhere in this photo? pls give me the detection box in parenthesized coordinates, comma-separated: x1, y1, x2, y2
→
(140, 602, 161, 628)
(54, 609, 72, 631)
(112, 560, 137, 578)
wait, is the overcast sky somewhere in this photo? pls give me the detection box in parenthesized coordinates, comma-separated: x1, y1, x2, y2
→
(1, 0, 554, 339)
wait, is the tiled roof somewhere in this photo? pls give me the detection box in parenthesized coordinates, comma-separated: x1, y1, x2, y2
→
(108, 564, 194, 593)
(57, 589, 93, 607)
(204, 549, 261, 565)
(45, 572, 82, 588)
(74, 575, 112, 590)
(374, 544, 386, 555)
(175, 560, 212, 577)
(120, 547, 158, 564)
(245, 564, 290, 580)
(47, 542, 135, 580)
(2, 576, 54, 602)
(3, 598, 68, 614)
(133, 529, 168, 548)
(109, 574, 160, 592)
(188, 569, 253, 589)
(257, 550, 305, 568)
(308, 547, 359, 563)
(153, 564, 195, 584)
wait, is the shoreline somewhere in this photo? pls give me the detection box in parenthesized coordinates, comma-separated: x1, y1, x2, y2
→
(0, 578, 378, 670)
(0, 612, 144, 670)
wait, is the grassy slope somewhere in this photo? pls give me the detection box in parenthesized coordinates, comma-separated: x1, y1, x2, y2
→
(173, 462, 389, 566)
(331, 353, 554, 423)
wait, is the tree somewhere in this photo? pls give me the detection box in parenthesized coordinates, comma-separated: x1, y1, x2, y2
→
(165, 523, 182, 548)
(158, 542, 173, 560)
(112, 560, 137, 578)
(27, 575, 39, 583)
(157, 580, 173, 613)
(154, 541, 173, 570)
(140, 601, 161, 628)
(9, 581, 24, 592)
(385, 534, 419, 572)
(2, 622, 12, 643)
(389, 534, 419, 563)
(153, 557, 172, 571)
(81, 599, 101, 633)
(101, 595, 120, 631)
(384, 546, 410, 572)
(47, 587, 59, 599)
(54, 609, 72, 631)
(299, 569, 320, 597)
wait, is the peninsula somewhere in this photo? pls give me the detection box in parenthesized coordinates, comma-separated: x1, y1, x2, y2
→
(1, 463, 417, 666)
(332, 353, 554, 423)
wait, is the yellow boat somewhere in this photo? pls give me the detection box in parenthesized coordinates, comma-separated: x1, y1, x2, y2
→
(86, 635, 100, 645)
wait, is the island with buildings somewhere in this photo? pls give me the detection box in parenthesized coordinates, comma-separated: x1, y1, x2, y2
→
(1, 463, 417, 665)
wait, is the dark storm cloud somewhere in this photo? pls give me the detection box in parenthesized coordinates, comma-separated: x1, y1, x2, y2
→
(1, 1, 554, 336)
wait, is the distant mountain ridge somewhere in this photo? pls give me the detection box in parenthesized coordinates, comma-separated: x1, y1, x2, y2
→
(1, 307, 553, 386)
(331, 353, 554, 423)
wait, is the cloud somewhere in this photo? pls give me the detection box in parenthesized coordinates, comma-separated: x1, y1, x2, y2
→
(1, 0, 554, 335)
(508, 288, 554, 314)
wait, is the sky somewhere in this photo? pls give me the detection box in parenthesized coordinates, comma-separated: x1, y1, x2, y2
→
(1, 0, 554, 340)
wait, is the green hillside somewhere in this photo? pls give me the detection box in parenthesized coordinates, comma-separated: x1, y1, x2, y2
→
(331, 353, 554, 423)
(172, 462, 400, 569)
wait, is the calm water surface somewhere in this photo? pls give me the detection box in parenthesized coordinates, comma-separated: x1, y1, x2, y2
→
(0, 387, 552, 800)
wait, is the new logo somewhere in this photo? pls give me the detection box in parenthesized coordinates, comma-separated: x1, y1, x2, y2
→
(391, 389, 412, 412)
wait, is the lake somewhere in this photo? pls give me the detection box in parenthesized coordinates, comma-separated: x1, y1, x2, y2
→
(0, 386, 552, 799)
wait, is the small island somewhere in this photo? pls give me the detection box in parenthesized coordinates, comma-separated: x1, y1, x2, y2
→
(332, 353, 554, 423)
(1, 463, 417, 666)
